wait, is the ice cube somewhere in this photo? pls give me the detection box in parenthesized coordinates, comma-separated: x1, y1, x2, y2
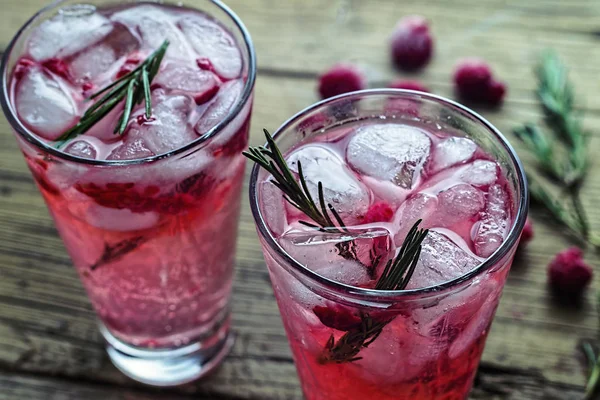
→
(459, 159, 497, 187)
(69, 24, 139, 82)
(107, 138, 155, 161)
(195, 79, 242, 135)
(394, 193, 438, 245)
(431, 136, 477, 172)
(435, 183, 485, 225)
(127, 95, 197, 155)
(65, 139, 98, 159)
(473, 184, 510, 257)
(27, 7, 113, 61)
(179, 14, 243, 79)
(406, 230, 481, 290)
(448, 296, 498, 359)
(279, 226, 393, 286)
(354, 319, 440, 386)
(15, 67, 79, 140)
(111, 5, 195, 62)
(346, 124, 431, 189)
(286, 145, 371, 219)
(260, 181, 287, 236)
(154, 65, 219, 99)
(83, 205, 159, 232)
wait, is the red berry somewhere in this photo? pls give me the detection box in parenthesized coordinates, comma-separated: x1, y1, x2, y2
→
(363, 202, 395, 224)
(82, 81, 95, 92)
(318, 63, 367, 99)
(548, 247, 592, 296)
(42, 58, 70, 80)
(116, 64, 135, 79)
(519, 217, 534, 247)
(313, 304, 362, 331)
(389, 79, 429, 93)
(453, 59, 506, 106)
(197, 57, 216, 73)
(390, 16, 433, 70)
(14, 58, 35, 80)
(194, 84, 220, 105)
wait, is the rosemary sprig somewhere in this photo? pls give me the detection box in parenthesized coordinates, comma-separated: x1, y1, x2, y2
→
(54, 40, 170, 148)
(245, 129, 429, 363)
(319, 220, 428, 364)
(244, 129, 348, 232)
(513, 50, 597, 248)
(583, 341, 600, 400)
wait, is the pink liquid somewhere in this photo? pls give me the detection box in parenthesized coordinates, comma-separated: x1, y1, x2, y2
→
(258, 120, 515, 399)
(9, 3, 252, 348)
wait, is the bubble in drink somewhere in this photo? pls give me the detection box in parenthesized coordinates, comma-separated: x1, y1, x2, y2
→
(27, 7, 112, 61)
(15, 67, 79, 140)
(346, 124, 431, 189)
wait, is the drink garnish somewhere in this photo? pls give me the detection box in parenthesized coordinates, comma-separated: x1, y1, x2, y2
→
(54, 40, 170, 148)
(319, 221, 428, 364)
(91, 236, 147, 271)
(245, 129, 429, 363)
(512, 50, 600, 248)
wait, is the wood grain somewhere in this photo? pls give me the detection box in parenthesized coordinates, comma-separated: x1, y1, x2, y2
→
(1, 0, 600, 398)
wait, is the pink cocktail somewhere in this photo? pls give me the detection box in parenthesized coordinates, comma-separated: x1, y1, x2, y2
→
(250, 91, 527, 399)
(0, 0, 255, 385)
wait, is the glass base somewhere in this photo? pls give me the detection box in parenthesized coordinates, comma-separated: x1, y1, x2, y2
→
(100, 322, 234, 386)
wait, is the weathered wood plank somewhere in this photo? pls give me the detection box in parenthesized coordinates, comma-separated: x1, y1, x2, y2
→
(1, 0, 599, 398)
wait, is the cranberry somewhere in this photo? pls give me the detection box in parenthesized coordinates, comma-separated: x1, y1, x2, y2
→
(519, 217, 534, 248)
(194, 85, 220, 105)
(82, 81, 95, 92)
(197, 57, 216, 73)
(41, 58, 70, 80)
(389, 79, 429, 93)
(548, 247, 592, 296)
(363, 202, 395, 224)
(390, 16, 433, 70)
(318, 63, 367, 99)
(14, 58, 35, 80)
(453, 59, 506, 106)
(116, 64, 136, 79)
(313, 304, 362, 331)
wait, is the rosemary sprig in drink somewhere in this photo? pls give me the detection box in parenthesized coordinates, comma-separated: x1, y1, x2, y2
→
(319, 221, 428, 364)
(244, 129, 348, 232)
(54, 40, 170, 148)
(245, 131, 428, 363)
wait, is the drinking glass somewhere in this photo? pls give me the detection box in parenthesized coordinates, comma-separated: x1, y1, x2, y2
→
(249, 90, 528, 400)
(0, 0, 256, 386)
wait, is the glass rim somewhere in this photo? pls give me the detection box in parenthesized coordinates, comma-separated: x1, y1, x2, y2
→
(0, 0, 257, 166)
(249, 89, 529, 301)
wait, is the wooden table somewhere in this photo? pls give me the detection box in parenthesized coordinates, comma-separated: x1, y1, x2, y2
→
(1, 0, 599, 398)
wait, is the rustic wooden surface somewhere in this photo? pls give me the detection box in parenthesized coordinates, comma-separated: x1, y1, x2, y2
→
(1, 0, 600, 399)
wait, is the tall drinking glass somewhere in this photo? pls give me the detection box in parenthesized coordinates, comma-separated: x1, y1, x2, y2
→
(1, 0, 256, 386)
(250, 90, 527, 399)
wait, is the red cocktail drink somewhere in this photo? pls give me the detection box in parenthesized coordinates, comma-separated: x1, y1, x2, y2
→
(1, 0, 256, 386)
(250, 91, 527, 399)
